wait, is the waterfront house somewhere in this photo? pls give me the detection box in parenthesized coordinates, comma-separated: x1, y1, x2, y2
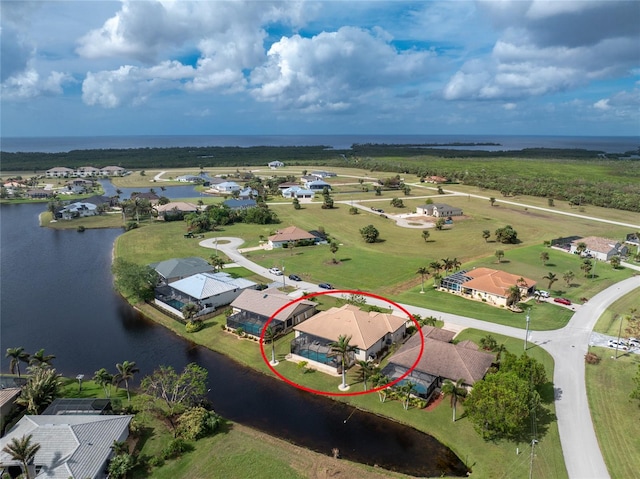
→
(99, 165, 126, 176)
(569, 236, 628, 262)
(382, 326, 494, 399)
(223, 198, 258, 210)
(75, 166, 101, 177)
(156, 272, 257, 318)
(0, 414, 132, 479)
(268, 226, 317, 248)
(155, 201, 199, 220)
(291, 304, 407, 371)
(150, 257, 215, 284)
(25, 189, 54, 199)
(227, 288, 317, 336)
(45, 167, 74, 178)
(439, 268, 536, 307)
(416, 203, 463, 217)
(58, 201, 98, 220)
(237, 187, 259, 199)
(211, 181, 241, 194)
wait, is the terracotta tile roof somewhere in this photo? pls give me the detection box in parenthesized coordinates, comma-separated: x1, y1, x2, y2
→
(294, 304, 407, 350)
(462, 268, 536, 297)
(155, 201, 199, 212)
(268, 225, 316, 243)
(231, 288, 316, 321)
(388, 332, 494, 385)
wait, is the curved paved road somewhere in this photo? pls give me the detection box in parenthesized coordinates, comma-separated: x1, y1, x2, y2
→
(200, 236, 640, 478)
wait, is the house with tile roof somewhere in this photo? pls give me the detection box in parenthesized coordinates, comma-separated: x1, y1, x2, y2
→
(0, 414, 132, 479)
(268, 226, 317, 248)
(150, 257, 215, 284)
(569, 236, 628, 262)
(440, 268, 536, 307)
(290, 304, 408, 372)
(154, 201, 199, 220)
(99, 165, 127, 176)
(45, 167, 74, 178)
(227, 288, 317, 336)
(156, 272, 257, 318)
(381, 326, 494, 399)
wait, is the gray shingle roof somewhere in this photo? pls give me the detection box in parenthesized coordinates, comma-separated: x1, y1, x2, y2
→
(230, 289, 316, 321)
(150, 257, 215, 281)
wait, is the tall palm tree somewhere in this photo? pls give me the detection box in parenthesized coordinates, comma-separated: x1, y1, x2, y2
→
(441, 378, 467, 422)
(15, 366, 61, 414)
(330, 335, 355, 390)
(181, 302, 200, 321)
(422, 316, 437, 327)
(2, 434, 41, 479)
(397, 381, 416, 410)
(372, 374, 391, 403)
(264, 326, 278, 365)
(416, 267, 429, 293)
(93, 368, 114, 398)
(29, 348, 55, 368)
(209, 255, 226, 272)
(114, 360, 139, 402)
(575, 242, 587, 255)
(506, 285, 522, 308)
(543, 272, 558, 290)
(452, 258, 462, 271)
(540, 251, 550, 265)
(440, 257, 454, 273)
(6, 347, 30, 377)
(482, 230, 491, 242)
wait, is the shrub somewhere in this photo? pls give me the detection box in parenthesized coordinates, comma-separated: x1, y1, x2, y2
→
(148, 456, 165, 468)
(236, 327, 244, 337)
(349, 207, 359, 215)
(185, 320, 204, 333)
(125, 221, 139, 231)
(77, 225, 86, 232)
(585, 352, 601, 364)
(162, 438, 192, 460)
(177, 406, 222, 441)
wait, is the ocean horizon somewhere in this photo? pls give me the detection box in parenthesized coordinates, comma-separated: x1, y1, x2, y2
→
(1, 134, 638, 154)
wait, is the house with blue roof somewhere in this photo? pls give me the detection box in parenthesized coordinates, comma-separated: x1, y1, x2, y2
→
(281, 186, 315, 199)
(223, 198, 258, 210)
(305, 179, 332, 190)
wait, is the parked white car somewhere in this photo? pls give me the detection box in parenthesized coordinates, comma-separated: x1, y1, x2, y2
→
(607, 339, 628, 350)
(537, 290, 550, 299)
(268, 267, 283, 276)
(628, 337, 640, 349)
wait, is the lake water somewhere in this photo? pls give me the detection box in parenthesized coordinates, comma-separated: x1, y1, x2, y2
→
(0, 202, 468, 477)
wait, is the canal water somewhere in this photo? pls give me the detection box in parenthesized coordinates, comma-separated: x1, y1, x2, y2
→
(0, 200, 468, 477)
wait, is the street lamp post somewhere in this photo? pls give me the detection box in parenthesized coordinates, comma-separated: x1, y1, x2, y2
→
(76, 374, 84, 392)
(282, 263, 286, 287)
(524, 309, 531, 351)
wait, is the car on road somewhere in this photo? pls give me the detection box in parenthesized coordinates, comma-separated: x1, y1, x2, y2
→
(318, 283, 334, 290)
(371, 207, 384, 213)
(607, 339, 628, 350)
(553, 297, 572, 305)
(268, 267, 282, 276)
(288, 274, 302, 281)
(628, 337, 640, 348)
(536, 290, 550, 299)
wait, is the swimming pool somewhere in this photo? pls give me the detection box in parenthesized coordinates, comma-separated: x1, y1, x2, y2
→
(166, 299, 185, 310)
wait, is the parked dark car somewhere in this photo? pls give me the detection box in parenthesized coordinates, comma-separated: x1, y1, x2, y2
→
(554, 297, 572, 305)
(318, 283, 334, 290)
(288, 274, 302, 281)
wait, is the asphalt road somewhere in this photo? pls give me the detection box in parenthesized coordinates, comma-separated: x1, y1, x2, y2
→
(201, 236, 640, 479)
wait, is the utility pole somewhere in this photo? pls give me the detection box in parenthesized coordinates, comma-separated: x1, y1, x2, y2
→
(615, 314, 624, 359)
(524, 308, 531, 350)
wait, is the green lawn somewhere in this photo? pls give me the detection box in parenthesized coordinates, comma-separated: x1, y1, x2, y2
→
(585, 348, 640, 479)
(591, 290, 640, 336)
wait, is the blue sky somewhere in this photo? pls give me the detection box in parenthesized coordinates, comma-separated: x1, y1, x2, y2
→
(1, 0, 638, 137)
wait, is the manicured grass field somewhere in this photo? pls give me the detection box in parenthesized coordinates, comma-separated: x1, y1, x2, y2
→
(39, 211, 124, 229)
(591, 290, 640, 336)
(585, 347, 640, 479)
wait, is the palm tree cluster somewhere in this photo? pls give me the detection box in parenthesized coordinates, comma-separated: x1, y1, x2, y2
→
(6, 347, 56, 377)
(92, 360, 140, 403)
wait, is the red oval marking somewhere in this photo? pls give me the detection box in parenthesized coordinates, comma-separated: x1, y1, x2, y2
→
(259, 290, 424, 397)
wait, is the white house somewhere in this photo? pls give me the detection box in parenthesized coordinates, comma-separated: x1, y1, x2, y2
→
(281, 186, 315, 199)
(100, 166, 126, 176)
(305, 179, 332, 190)
(212, 181, 241, 194)
(416, 203, 463, 217)
(45, 167, 74, 178)
(291, 304, 408, 371)
(0, 414, 132, 479)
(268, 161, 284, 168)
(75, 166, 101, 177)
(268, 226, 317, 248)
(59, 202, 98, 220)
(569, 236, 628, 262)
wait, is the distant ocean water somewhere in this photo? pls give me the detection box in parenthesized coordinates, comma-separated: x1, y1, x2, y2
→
(1, 134, 638, 154)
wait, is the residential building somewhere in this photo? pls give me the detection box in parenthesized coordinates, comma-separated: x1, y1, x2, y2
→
(237, 187, 259, 199)
(211, 181, 241, 194)
(130, 191, 160, 203)
(75, 166, 101, 177)
(440, 268, 536, 307)
(227, 288, 317, 335)
(291, 304, 408, 371)
(155, 272, 257, 318)
(150, 257, 215, 284)
(382, 326, 494, 399)
(268, 161, 285, 168)
(268, 226, 317, 248)
(277, 182, 299, 191)
(45, 167, 74, 178)
(25, 189, 53, 199)
(99, 166, 126, 176)
(0, 388, 21, 430)
(155, 201, 199, 220)
(569, 236, 628, 262)
(58, 202, 98, 220)
(0, 414, 132, 479)
(416, 203, 463, 217)
(305, 179, 332, 190)
(281, 186, 315, 199)
(310, 171, 337, 178)
(223, 199, 258, 210)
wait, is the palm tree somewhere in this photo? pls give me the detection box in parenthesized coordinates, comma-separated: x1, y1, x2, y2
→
(330, 335, 355, 391)
(441, 257, 454, 273)
(16, 366, 61, 414)
(29, 348, 55, 368)
(181, 302, 200, 321)
(452, 258, 462, 271)
(506, 285, 522, 308)
(563, 270, 575, 287)
(6, 347, 30, 377)
(397, 381, 416, 410)
(356, 360, 376, 390)
(372, 374, 391, 402)
(93, 368, 114, 398)
(479, 334, 497, 351)
(428, 261, 442, 276)
(441, 378, 467, 422)
(114, 360, 139, 402)
(540, 251, 549, 265)
(575, 242, 587, 256)
(416, 267, 429, 293)
(482, 229, 491, 242)
(543, 272, 558, 290)
(209, 255, 226, 272)
(2, 434, 41, 479)
(422, 315, 437, 327)
(264, 326, 278, 365)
